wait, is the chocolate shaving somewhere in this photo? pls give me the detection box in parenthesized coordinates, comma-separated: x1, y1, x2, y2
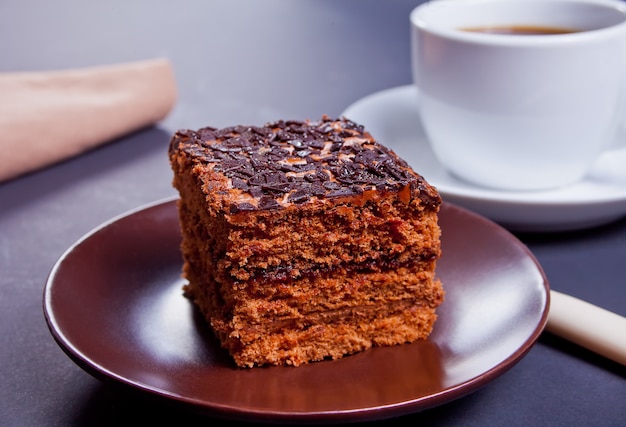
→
(170, 116, 440, 211)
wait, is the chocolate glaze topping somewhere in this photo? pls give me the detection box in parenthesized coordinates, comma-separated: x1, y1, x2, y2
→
(170, 116, 440, 212)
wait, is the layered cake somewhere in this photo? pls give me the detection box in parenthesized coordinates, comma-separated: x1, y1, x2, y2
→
(168, 116, 444, 368)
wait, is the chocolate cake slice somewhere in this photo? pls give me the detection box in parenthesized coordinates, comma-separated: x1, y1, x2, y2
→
(168, 116, 444, 367)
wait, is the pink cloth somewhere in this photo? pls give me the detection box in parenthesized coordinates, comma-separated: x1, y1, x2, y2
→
(0, 58, 177, 182)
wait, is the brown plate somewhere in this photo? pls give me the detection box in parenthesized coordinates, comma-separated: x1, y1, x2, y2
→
(44, 197, 549, 424)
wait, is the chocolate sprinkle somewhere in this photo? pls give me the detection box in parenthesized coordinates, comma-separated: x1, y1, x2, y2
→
(170, 116, 440, 211)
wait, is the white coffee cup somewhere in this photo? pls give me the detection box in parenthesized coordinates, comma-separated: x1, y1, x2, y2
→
(410, 0, 626, 191)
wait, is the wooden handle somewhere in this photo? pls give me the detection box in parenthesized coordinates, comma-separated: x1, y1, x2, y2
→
(546, 290, 626, 366)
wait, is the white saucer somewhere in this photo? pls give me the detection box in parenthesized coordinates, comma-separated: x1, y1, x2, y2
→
(341, 85, 626, 232)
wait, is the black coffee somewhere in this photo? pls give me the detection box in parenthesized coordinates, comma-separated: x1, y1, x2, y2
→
(461, 25, 581, 35)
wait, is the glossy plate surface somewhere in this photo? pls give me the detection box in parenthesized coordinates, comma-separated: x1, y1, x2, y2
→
(44, 198, 549, 423)
(342, 85, 626, 232)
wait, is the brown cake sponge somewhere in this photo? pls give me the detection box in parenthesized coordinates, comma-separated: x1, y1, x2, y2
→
(169, 116, 444, 367)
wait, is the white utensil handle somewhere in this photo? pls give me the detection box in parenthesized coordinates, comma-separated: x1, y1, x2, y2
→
(546, 290, 626, 366)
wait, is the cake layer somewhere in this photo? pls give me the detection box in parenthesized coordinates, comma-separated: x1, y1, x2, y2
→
(224, 201, 440, 282)
(183, 259, 444, 368)
(184, 264, 443, 320)
(216, 305, 439, 367)
(169, 117, 441, 214)
(175, 180, 440, 283)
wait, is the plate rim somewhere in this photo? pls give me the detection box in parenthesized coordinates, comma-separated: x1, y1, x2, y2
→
(43, 197, 550, 424)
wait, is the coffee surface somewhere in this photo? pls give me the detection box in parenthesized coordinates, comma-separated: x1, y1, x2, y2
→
(461, 25, 581, 35)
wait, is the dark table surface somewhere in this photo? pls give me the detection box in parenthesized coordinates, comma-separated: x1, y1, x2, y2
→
(1, 1, 625, 426)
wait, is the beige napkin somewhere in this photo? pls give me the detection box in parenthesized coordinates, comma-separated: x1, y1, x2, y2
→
(0, 58, 177, 182)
